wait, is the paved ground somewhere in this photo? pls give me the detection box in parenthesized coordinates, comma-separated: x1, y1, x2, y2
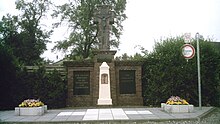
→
(0, 107, 217, 123)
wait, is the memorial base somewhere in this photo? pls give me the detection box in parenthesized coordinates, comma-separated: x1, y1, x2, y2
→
(98, 99, 112, 105)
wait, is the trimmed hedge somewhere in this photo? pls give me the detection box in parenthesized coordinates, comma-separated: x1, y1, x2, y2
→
(17, 67, 67, 109)
(142, 37, 220, 107)
(0, 43, 19, 110)
(0, 64, 67, 110)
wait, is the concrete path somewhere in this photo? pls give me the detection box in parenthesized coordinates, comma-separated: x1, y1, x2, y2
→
(0, 107, 214, 123)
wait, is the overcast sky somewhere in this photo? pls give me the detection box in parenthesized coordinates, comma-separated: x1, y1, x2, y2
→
(1, 0, 220, 61)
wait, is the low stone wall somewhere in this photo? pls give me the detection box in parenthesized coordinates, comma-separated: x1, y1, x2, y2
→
(15, 105, 47, 116)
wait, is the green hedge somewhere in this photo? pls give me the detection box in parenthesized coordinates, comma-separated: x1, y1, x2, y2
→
(0, 64, 67, 110)
(17, 67, 67, 109)
(0, 43, 19, 109)
(142, 37, 220, 107)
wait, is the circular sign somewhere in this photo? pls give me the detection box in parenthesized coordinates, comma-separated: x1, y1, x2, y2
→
(182, 44, 195, 59)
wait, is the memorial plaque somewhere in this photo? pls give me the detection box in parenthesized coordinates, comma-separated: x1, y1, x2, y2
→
(73, 71, 90, 95)
(119, 70, 136, 94)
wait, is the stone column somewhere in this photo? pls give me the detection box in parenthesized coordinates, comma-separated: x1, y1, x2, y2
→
(97, 62, 112, 105)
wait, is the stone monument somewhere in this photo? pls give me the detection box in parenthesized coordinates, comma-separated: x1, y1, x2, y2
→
(64, 5, 143, 107)
(94, 5, 114, 50)
(97, 62, 112, 105)
(94, 5, 115, 105)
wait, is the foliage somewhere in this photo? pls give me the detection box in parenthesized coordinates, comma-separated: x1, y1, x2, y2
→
(52, 0, 127, 59)
(115, 53, 146, 61)
(115, 46, 148, 60)
(142, 37, 220, 107)
(0, 42, 19, 109)
(44, 69, 67, 108)
(19, 67, 67, 109)
(0, 0, 52, 65)
(0, 65, 67, 110)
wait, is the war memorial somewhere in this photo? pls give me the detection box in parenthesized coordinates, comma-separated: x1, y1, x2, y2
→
(0, 4, 219, 124)
(64, 5, 143, 107)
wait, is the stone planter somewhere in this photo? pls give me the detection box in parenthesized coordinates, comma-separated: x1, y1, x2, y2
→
(15, 105, 47, 116)
(161, 103, 194, 113)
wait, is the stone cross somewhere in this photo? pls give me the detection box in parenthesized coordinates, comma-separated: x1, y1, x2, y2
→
(94, 5, 114, 50)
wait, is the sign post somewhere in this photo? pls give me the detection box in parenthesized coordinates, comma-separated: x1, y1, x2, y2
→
(196, 33, 202, 110)
(182, 32, 202, 110)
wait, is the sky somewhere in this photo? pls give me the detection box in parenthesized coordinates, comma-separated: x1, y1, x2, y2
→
(1, 0, 220, 61)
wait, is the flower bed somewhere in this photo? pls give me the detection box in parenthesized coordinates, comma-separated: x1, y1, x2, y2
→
(15, 99, 47, 116)
(161, 96, 194, 113)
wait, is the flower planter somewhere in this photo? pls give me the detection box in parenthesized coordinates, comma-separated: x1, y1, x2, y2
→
(15, 105, 47, 116)
(161, 103, 194, 113)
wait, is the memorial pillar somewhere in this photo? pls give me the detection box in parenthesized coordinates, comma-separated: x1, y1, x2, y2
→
(97, 62, 112, 105)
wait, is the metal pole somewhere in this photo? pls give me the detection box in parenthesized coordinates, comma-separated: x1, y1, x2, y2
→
(196, 32, 202, 110)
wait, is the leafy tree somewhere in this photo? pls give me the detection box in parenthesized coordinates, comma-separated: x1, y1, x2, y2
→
(16, 0, 53, 65)
(0, 0, 55, 109)
(115, 53, 144, 61)
(131, 53, 145, 60)
(143, 37, 220, 107)
(115, 45, 148, 60)
(52, 0, 127, 59)
(0, 0, 52, 65)
(0, 15, 19, 50)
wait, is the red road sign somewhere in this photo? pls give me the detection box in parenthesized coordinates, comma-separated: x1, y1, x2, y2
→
(182, 44, 195, 59)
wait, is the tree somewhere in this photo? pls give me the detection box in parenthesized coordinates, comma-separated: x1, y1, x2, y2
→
(16, 0, 52, 65)
(115, 45, 148, 61)
(142, 37, 220, 107)
(0, 15, 20, 51)
(0, 0, 52, 65)
(52, 0, 127, 59)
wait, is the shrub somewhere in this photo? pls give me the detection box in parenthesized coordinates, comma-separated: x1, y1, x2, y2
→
(3, 66, 67, 110)
(142, 37, 220, 107)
